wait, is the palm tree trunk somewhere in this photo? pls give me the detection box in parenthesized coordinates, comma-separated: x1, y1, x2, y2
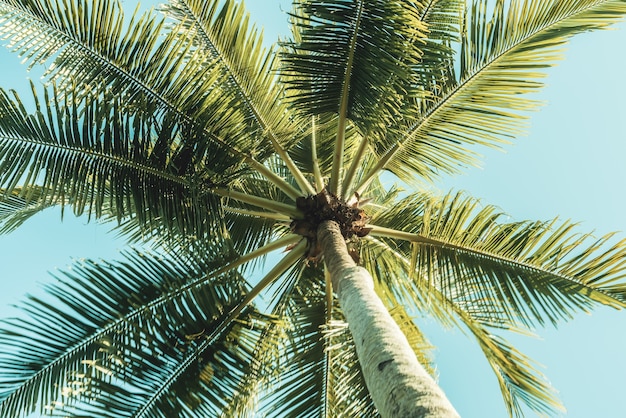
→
(318, 220, 460, 418)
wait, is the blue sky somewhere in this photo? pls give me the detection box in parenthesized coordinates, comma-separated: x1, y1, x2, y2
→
(1, 1, 625, 417)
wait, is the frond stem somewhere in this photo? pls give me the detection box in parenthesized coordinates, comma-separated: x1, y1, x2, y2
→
(341, 134, 369, 197)
(268, 136, 316, 196)
(352, 142, 401, 198)
(204, 239, 307, 344)
(330, 0, 364, 196)
(213, 188, 301, 218)
(243, 157, 303, 200)
(224, 206, 291, 222)
(311, 116, 325, 192)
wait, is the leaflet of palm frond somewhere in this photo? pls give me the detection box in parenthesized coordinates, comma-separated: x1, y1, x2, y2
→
(411, 0, 463, 90)
(372, 192, 626, 329)
(256, 265, 327, 418)
(281, 0, 426, 137)
(420, 282, 563, 417)
(257, 265, 378, 417)
(0, 186, 195, 248)
(378, 0, 626, 183)
(0, 85, 233, 240)
(0, 0, 275, 163)
(161, 0, 301, 154)
(0, 246, 278, 417)
(0, 187, 61, 234)
(224, 211, 281, 262)
(218, 264, 305, 417)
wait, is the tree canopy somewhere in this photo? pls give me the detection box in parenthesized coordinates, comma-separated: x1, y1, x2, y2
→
(0, 0, 626, 417)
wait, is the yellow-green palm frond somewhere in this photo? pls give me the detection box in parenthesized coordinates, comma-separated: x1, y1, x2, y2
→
(0, 247, 283, 417)
(0, 0, 280, 162)
(257, 265, 330, 418)
(162, 0, 299, 152)
(281, 0, 427, 136)
(371, 192, 626, 329)
(0, 187, 63, 234)
(424, 282, 563, 417)
(379, 0, 626, 183)
(0, 84, 231, 240)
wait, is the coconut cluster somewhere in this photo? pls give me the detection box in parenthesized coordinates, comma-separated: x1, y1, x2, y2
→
(290, 190, 371, 261)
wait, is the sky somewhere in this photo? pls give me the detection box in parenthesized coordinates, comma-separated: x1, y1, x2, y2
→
(1, 1, 625, 417)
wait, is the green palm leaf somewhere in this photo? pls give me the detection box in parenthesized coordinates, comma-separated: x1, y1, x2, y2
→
(282, 0, 429, 193)
(282, 0, 425, 134)
(359, 190, 626, 414)
(259, 266, 329, 418)
(413, 0, 463, 89)
(377, 0, 626, 183)
(0, 0, 283, 170)
(0, 84, 227, 239)
(371, 192, 626, 328)
(0, 247, 283, 417)
(162, 0, 299, 151)
(0, 187, 61, 234)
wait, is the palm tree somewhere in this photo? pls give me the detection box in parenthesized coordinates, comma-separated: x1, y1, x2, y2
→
(0, 0, 625, 416)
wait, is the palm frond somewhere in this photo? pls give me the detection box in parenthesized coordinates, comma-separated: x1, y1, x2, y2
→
(0, 245, 285, 417)
(425, 282, 563, 417)
(281, 0, 426, 137)
(377, 0, 626, 183)
(370, 192, 626, 329)
(0, 187, 61, 234)
(217, 265, 302, 418)
(0, 84, 227, 240)
(0, 0, 285, 176)
(161, 0, 299, 151)
(158, 0, 312, 195)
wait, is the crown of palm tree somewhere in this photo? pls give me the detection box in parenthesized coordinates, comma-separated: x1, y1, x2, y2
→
(1, 0, 626, 417)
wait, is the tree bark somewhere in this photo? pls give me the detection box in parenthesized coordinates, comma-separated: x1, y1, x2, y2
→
(318, 220, 460, 418)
